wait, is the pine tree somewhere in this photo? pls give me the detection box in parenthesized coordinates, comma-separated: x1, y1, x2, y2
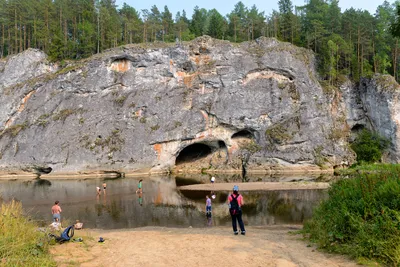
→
(190, 6, 207, 37)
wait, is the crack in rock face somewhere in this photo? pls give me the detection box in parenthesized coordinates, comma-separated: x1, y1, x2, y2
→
(0, 36, 359, 175)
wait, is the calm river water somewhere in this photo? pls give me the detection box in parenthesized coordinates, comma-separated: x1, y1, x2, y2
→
(0, 175, 328, 229)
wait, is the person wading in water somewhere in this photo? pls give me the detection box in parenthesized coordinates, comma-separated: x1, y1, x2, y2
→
(51, 200, 62, 223)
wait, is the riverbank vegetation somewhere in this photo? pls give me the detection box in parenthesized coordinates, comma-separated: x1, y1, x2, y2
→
(334, 129, 391, 176)
(0, 200, 56, 267)
(335, 163, 400, 176)
(350, 129, 390, 164)
(303, 169, 400, 265)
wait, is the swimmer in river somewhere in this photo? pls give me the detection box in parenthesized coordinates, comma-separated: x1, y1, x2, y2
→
(102, 183, 107, 194)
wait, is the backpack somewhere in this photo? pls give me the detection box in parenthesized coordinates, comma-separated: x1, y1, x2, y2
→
(49, 225, 74, 244)
(229, 194, 240, 215)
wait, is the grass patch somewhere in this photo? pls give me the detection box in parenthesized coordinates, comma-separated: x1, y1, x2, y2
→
(335, 163, 400, 176)
(150, 125, 160, 132)
(35, 114, 51, 127)
(114, 96, 127, 107)
(303, 168, 400, 265)
(0, 122, 29, 137)
(80, 129, 125, 154)
(174, 121, 182, 128)
(0, 200, 56, 266)
(53, 108, 85, 122)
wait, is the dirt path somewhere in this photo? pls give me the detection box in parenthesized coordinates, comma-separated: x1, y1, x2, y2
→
(178, 182, 330, 191)
(51, 225, 357, 267)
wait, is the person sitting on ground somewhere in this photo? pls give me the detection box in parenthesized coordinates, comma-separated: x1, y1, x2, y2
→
(49, 217, 61, 231)
(74, 220, 83, 230)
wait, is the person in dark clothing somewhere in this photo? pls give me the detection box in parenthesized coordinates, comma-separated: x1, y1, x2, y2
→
(228, 185, 246, 235)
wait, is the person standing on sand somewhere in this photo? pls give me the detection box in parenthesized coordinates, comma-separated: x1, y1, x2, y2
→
(136, 179, 143, 194)
(51, 200, 62, 223)
(228, 185, 246, 235)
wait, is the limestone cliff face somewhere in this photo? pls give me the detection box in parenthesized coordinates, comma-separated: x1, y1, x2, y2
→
(340, 75, 400, 162)
(0, 36, 355, 176)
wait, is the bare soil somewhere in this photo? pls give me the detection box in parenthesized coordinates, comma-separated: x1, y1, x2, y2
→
(51, 225, 358, 267)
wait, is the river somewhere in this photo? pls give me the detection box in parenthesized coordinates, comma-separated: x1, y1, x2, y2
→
(0, 174, 329, 229)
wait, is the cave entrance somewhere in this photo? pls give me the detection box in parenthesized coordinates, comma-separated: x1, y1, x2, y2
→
(175, 143, 213, 165)
(232, 130, 254, 139)
(351, 124, 365, 132)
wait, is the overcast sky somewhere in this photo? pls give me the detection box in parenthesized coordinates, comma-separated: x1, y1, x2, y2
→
(115, 0, 397, 17)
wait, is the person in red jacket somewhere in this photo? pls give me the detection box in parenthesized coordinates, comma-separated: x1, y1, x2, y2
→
(228, 185, 246, 235)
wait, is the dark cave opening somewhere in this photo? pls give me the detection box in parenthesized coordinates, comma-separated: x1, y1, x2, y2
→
(232, 130, 254, 139)
(351, 124, 365, 132)
(175, 143, 213, 165)
(218, 140, 226, 148)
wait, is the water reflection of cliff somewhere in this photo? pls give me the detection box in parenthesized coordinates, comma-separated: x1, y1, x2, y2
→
(0, 175, 327, 229)
(180, 190, 327, 225)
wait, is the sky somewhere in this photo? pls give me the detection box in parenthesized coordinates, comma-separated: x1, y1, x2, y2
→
(115, 0, 397, 18)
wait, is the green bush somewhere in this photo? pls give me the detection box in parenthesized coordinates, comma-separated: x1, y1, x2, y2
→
(0, 200, 56, 266)
(303, 169, 400, 265)
(351, 129, 389, 163)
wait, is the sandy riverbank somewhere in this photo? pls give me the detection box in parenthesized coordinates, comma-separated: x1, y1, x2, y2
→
(50, 226, 357, 267)
(0, 166, 335, 180)
(178, 182, 330, 191)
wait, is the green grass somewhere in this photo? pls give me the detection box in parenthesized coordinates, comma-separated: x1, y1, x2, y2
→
(0, 200, 56, 266)
(303, 168, 400, 265)
(335, 163, 400, 176)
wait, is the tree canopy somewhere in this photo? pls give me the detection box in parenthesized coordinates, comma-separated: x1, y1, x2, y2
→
(1, 0, 400, 83)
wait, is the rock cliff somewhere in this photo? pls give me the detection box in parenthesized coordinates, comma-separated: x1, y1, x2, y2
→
(0, 36, 357, 176)
(344, 75, 400, 162)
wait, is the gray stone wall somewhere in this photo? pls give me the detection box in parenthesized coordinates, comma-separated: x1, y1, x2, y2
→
(0, 36, 355, 175)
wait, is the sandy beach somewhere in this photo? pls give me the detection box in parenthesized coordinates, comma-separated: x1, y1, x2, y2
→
(51, 226, 358, 267)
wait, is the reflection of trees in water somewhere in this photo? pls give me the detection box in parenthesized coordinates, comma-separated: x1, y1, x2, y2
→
(244, 190, 326, 223)
(108, 200, 121, 221)
(33, 179, 52, 187)
(95, 199, 121, 221)
(265, 192, 296, 216)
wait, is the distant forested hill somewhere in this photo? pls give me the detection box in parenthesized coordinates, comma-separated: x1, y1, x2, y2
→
(0, 0, 399, 83)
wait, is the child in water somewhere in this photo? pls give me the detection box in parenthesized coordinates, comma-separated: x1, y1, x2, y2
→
(102, 183, 107, 194)
(136, 179, 143, 194)
(206, 195, 212, 215)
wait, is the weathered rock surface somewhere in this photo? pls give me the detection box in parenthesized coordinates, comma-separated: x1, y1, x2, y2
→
(340, 75, 400, 162)
(0, 36, 356, 176)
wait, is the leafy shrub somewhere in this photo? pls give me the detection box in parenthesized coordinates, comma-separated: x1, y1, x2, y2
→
(303, 168, 400, 265)
(351, 129, 389, 163)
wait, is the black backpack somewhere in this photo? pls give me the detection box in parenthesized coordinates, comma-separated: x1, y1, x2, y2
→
(230, 194, 240, 215)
